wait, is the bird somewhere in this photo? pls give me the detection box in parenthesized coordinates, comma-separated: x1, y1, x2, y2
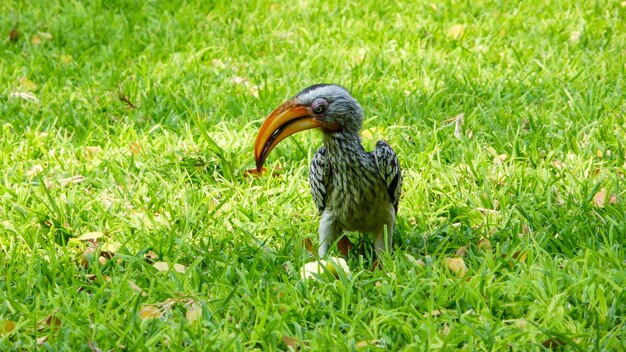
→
(254, 84, 402, 259)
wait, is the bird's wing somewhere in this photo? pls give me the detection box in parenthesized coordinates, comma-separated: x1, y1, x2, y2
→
(373, 140, 402, 212)
(309, 146, 331, 214)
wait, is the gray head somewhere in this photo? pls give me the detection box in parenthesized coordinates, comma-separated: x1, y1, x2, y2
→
(254, 84, 364, 171)
(293, 84, 364, 134)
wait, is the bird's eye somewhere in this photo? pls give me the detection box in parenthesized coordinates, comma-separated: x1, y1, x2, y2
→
(312, 99, 328, 114)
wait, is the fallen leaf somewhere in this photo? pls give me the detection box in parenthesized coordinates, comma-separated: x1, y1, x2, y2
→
(60, 55, 73, 64)
(423, 309, 444, 318)
(60, 175, 85, 186)
(542, 337, 565, 348)
(139, 305, 162, 319)
(27, 164, 44, 179)
(243, 166, 282, 178)
(173, 263, 187, 273)
(302, 238, 317, 256)
(455, 245, 470, 257)
(8, 92, 40, 104)
(453, 113, 465, 139)
(493, 154, 507, 165)
(186, 304, 202, 324)
(31, 34, 41, 45)
(441, 324, 450, 335)
(355, 339, 386, 348)
(9, 28, 19, 43)
(129, 142, 141, 155)
(300, 257, 350, 280)
(477, 237, 491, 250)
(39, 315, 61, 332)
(152, 262, 187, 273)
(596, 149, 603, 158)
(282, 335, 301, 349)
(84, 146, 102, 159)
(593, 188, 617, 207)
(144, 250, 158, 263)
(569, 31, 581, 43)
(88, 341, 103, 352)
(37, 336, 48, 345)
(0, 319, 15, 334)
(19, 77, 37, 91)
(82, 248, 96, 268)
(76, 231, 104, 242)
(337, 236, 353, 257)
(38, 32, 53, 40)
(404, 253, 426, 268)
(448, 24, 465, 39)
(552, 160, 565, 169)
(443, 257, 467, 277)
(128, 280, 147, 296)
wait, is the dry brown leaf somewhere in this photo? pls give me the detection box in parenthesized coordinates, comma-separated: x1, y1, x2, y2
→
(128, 280, 147, 296)
(455, 245, 471, 257)
(60, 55, 73, 64)
(0, 319, 15, 334)
(355, 339, 386, 348)
(441, 324, 450, 335)
(139, 305, 162, 320)
(38, 315, 61, 332)
(9, 91, 40, 104)
(453, 113, 465, 139)
(186, 304, 202, 324)
(593, 188, 617, 207)
(37, 336, 48, 345)
(129, 142, 141, 155)
(423, 309, 444, 318)
(542, 337, 566, 348)
(88, 341, 103, 352)
(552, 160, 565, 169)
(9, 28, 19, 43)
(337, 236, 353, 257)
(404, 253, 426, 268)
(81, 248, 96, 268)
(243, 166, 282, 178)
(282, 335, 302, 349)
(19, 77, 37, 91)
(448, 24, 465, 39)
(26, 164, 44, 179)
(60, 175, 85, 186)
(77, 231, 104, 242)
(152, 262, 187, 273)
(144, 250, 158, 263)
(493, 154, 507, 165)
(302, 238, 317, 256)
(443, 257, 467, 277)
(84, 146, 102, 159)
(477, 237, 491, 250)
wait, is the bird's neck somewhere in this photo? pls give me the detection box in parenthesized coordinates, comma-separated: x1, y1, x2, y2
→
(323, 131, 365, 157)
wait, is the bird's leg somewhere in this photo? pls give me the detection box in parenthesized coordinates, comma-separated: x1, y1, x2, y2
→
(372, 224, 393, 270)
(374, 224, 393, 254)
(318, 210, 340, 257)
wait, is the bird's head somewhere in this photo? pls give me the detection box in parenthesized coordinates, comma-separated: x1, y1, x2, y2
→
(254, 84, 363, 171)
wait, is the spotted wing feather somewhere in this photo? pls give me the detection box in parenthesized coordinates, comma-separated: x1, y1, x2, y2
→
(309, 146, 331, 214)
(373, 140, 402, 212)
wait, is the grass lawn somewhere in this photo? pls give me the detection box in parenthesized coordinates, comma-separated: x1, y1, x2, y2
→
(1, 0, 625, 350)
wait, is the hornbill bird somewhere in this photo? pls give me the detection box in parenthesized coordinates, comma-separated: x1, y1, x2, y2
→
(254, 84, 402, 258)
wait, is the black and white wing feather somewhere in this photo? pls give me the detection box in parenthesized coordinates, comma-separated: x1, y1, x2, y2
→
(309, 146, 331, 214)
(373, 140, 402, 212)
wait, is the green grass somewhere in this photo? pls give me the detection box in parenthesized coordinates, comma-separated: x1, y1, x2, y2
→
(1, 0, 625, 350)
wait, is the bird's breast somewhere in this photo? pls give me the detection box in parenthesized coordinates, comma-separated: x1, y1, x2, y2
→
(326, 155, 392, 232)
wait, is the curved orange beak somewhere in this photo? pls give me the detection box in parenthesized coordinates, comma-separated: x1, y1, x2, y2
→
(254, 100, 338, 172)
